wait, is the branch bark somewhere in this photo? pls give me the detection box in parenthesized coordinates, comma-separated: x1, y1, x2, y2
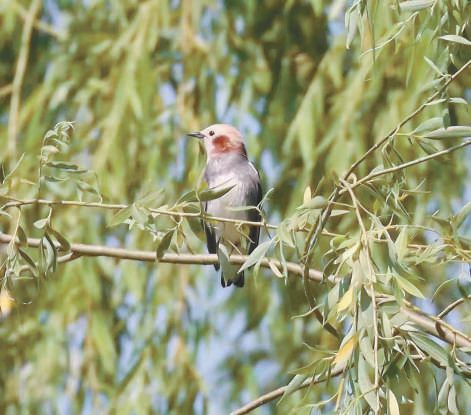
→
(230, 367, 345, 415)
(1, 231, 470, 349)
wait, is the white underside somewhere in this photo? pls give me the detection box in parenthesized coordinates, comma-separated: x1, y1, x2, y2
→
(206, 172, 248, 246)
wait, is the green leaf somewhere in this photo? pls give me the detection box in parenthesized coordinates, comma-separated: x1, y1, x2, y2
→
(277, 221, 295, 248)
(156, 230, 173, 260)
(131, 204, 148, 225)
(399, 0, 434, 12)
(18, 248, 37, 272)
(394, 273, 424, 298)
(34, 218, 49, 229)
(47, 226, 71, 252)
(280, 375, 307, 402)
(299, 195, 327, 210)
(45, 161, 80, 170)
(16, 226, 27, 246)
(198, 184, 235, 202)
(412, 117, 443, 134)
(423, 126, 471, 139)
(239, 240, 272, 273)
(358, 354, 378, 412)
(108, 206, 132, 227)
(409, 332, 448, 366)
(454, 201, 471, 229)
(439, 35, 471, 46)
(449, 97, 468, 106)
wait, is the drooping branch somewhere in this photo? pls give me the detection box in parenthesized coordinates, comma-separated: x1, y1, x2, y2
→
(230, 366, 345, 415)
(1, 231, 470, 350)
(302, 59, 471, 268)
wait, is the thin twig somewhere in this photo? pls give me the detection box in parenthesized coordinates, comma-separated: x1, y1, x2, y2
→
(232, 349, 471, 415)
(302, 59, 471, 267)
(438, 295, 471, 319)
(11, 2, 64, 40)
(344, 140, 471, 193)
(340, 178, 380, 413)
(1, 231, 471, 349)
(0, 232, 324, 282)
(230, 367, 345, 415)
(7, 0, 42, 165)
(2, 197, 339, 235)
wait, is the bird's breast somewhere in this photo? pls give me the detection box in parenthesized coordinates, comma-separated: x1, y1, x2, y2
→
(206, 173, 249, 243)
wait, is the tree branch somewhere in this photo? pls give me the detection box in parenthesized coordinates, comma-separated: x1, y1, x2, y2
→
(230, 367, 345, 415)
(302, 59, 471, 266)
(344, 140, 471, 193)
(1, 231, 470, 349)
(0, 232, 323, 282)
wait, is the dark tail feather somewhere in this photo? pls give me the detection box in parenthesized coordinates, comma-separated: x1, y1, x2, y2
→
(233, 272, 245, 288)
(220, 272, 244, 288)
(221, 274, 228, 287)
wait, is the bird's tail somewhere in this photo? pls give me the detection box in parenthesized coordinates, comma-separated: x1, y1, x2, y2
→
(221, 271, 244, 288)
(217, 245, 245, 288)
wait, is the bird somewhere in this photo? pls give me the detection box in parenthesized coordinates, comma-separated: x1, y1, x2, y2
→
(187, 124, 262, 287)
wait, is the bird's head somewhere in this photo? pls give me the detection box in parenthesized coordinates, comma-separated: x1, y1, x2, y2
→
(187, 124, 246, 160)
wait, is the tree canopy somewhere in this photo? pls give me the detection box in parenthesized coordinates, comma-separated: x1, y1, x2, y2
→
(0, 1, 470, 414)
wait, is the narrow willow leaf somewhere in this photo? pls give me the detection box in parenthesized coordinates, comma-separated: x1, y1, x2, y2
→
(156, 230, 174, 260)
(177, 190, 198, 204)
(399, 0, 434, 11)
(330, 209, 349, 217)
(333, 334, 357, 366)
(33, 218, 49, 229)
(337, 286, 353, 312)
(278, 221, 295, 248)
(358, 354, 378, 412)
(131, 204, 148, 225)
(424, 126, 471, 139)
(47, 226, 71, 251)
(359, 335, 376, 368)
(394, 274, 424, 298)
(409, 332, 448, 365)
(198, 184, 235, 202)
(108, 206, 132, 227)
(268, 259, 283, 278)
(279, 374, 307, 403)
(16, 226, 27, 246)
(45, 161, 80, 170)
(439, 35, 471, 46)
(412, 117, 443, 134)
(299, 195, 327, 210)
(454, 201, 471, 229)
(449, 97, 468, 106)
(239, 240, 272, 273)
(18, 248, 36, 271)
(395, 227, 408, 262)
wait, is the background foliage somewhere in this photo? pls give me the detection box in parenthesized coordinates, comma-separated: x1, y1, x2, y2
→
(0, 0, 470, 414)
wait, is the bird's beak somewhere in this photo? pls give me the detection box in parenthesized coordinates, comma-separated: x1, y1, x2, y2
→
(187, 131, 205, 139)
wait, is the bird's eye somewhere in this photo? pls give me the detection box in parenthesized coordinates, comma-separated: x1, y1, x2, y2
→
(209, 130, 215, 136)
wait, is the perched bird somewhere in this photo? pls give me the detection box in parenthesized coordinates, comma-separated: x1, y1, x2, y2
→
(187, 124, 262, 287)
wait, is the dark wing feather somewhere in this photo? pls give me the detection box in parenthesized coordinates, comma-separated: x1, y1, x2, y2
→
(201, 201, 219, 270)
(247, 175, 262, 255)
